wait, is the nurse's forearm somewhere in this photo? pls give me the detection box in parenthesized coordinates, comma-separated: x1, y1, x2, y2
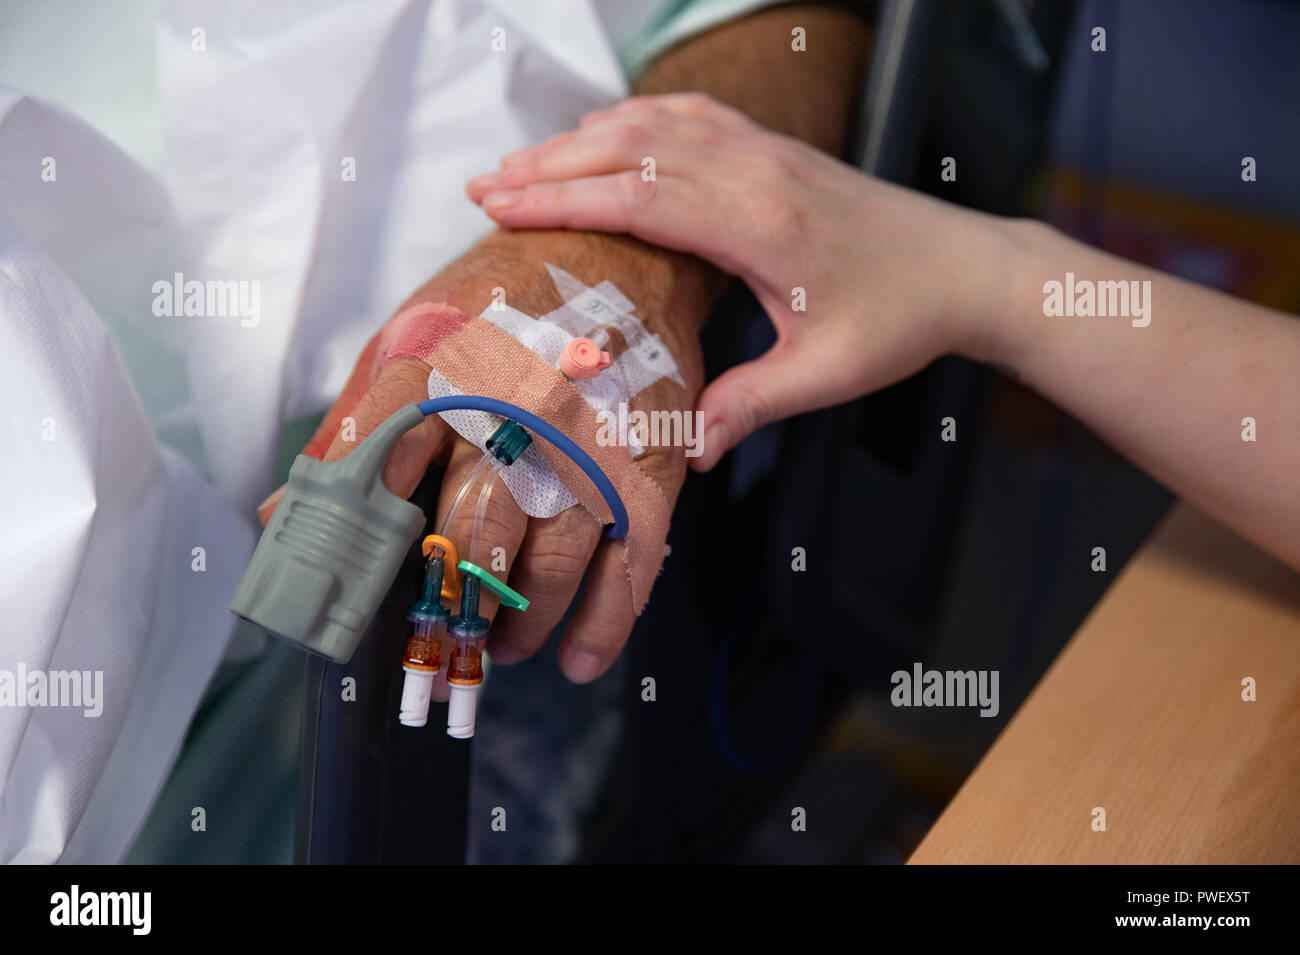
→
(976, 219, 1300, 570)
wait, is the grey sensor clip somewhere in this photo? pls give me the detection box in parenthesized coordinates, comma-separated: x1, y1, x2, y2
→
(229, 403, 428, 662)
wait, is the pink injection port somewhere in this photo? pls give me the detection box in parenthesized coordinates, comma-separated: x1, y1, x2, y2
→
(558, 337, 612, 380)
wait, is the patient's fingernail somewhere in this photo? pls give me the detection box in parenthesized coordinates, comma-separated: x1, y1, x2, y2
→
(500, 148, 532, 166)
(467, 173, 501, 193)
(482, 189, 523, 212)
(563, 650, 604, 684)
(485, 638, 527, 665)
(257, 485, 285, 523)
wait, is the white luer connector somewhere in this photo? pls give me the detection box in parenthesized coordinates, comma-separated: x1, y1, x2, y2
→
(446, 682, 479, 738)
(399, 667, 437, 727)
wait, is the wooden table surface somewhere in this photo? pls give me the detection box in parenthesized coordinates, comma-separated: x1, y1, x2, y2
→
(909, 502, 1300, 864)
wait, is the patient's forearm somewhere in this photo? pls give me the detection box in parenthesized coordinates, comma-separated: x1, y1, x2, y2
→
(634, 5, 872, 154)
(982, 219, 1300, 570)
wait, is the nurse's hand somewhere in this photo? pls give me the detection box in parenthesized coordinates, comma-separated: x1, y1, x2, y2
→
(258, 227, 716, 684)
(470, 93, 1015, 471)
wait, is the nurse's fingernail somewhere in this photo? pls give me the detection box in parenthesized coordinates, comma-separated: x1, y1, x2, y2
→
(256, 485, 285, 525)
(482, 189, 523, 212)
(467, 173, 501, 193)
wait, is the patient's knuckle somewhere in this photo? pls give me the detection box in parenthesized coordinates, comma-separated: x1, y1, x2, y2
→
(445, 511, 515, 555)
(635, 445, 686, 495)
(372, 357, 424, 391)
(519, 545, 588, 596)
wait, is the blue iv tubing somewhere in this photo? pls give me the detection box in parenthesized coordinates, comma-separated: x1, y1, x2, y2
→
(416, 396, 628, 539)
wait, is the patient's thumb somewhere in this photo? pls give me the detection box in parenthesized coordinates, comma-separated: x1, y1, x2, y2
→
(691, 348, 817, 473)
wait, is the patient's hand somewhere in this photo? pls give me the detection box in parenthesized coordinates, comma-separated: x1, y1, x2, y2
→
(261, 5, 873, 680)
(259, 228, 715, 683)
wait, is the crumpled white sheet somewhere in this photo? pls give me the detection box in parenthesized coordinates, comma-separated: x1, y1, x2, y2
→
(0, 192, 250, 864)
(155, 0, 640, 514)
(0, 0, 681, 863)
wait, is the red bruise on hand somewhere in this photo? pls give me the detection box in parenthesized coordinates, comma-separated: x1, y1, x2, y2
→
(376, 302, 477, 374)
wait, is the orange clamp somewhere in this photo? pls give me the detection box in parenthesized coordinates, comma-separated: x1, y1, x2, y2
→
(422, 533, 461, 602)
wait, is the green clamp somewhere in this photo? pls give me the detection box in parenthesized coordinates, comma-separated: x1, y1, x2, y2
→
(458, 560, 529, 612)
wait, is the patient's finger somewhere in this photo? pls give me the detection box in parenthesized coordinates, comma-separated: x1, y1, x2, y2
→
(259, 331, 384, 523)
(301, 328, 384, 460)
(258, 357, 451, 526)
(433, 439, 528, 626)
(556, 537, 637, 684)
(481, 174, 739, 271)
(486, 505, 601, 664)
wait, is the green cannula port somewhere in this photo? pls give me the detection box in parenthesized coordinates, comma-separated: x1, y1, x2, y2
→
(458, 560, 529, 612)
(486, 420, 532, 465)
